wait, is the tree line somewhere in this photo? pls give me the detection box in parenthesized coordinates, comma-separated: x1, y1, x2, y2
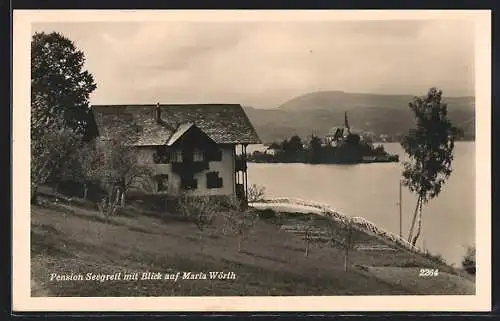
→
(249, 133, 391, 164)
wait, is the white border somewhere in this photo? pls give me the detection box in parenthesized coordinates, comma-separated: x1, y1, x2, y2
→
(12, 10, 491, 312)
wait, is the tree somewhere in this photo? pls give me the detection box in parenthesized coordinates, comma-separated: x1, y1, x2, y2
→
(324, 216, 357, 272)
(344, 133, 361, 146)
(31, 32, 97, 203)
(279, 138, 289, 160)
(31, 94, 82, 204)
(31, 32, 97, 137)
(339, 219, 356, 272)
(300, 215, 320, 257)
(47, 138, 99, 196)
(177, 195, 220, 252)
(220, 197, 259, 252)
(70, 141, 102, 200)
(268, 142, 280, 149)
(288, 135, 304, 154)
(281, 135, 304, 162)
(401, 88, 463, 246)
(97, 189, 121, 222)
(309, 135, 323, 164)
(461, 244, 476, 275)
(96, 127, 153, 208)
(247, 184, 266, 203)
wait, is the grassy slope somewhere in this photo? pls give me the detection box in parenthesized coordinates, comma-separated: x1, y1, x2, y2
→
(31, 197, 474, 297)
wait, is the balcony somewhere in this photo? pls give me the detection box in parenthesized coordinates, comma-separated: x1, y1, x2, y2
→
(171, 160, 209, 175)
(180, 175, 198, 190)
(236, 183, 245, 201)
(235, 156, 247, 172)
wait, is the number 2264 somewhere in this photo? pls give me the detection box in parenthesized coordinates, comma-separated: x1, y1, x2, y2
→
(419, 268, 439, 277)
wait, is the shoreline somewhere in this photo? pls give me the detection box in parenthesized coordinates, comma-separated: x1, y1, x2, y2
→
(247, 160, 399, 165)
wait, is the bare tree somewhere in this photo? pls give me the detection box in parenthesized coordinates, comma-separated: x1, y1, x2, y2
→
(97, 185, 121, 222)
(340, 219, 356, 272)
(247, 184, 266, 203)
(300, 215, 319, 258)
(325, 218, 357, 272)
(177, 194, 220, 252)
(96, 127, 153, 209)
(220, 196, 259, 252)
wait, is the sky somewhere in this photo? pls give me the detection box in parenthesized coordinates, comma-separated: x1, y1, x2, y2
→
(32, 19, 475, 109)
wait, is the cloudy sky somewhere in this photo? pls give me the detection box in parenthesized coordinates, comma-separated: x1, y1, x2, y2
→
(33, 19, 475, 109)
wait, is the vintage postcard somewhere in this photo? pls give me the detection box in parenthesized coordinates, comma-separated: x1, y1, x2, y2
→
(13, 10, 491, 312)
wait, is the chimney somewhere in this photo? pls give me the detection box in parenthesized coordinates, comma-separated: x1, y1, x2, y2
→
(155, 102, 161, 123)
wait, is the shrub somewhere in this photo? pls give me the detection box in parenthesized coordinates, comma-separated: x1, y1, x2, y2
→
(177, 194, 221, 252)
(257, 208, 276, 219)
(177, 195, 220, 230)
(220, 196, 259, 252)
(281, 212, 305, 219)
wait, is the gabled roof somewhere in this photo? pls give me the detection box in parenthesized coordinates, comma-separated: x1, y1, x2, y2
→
(326, 126, 344, 137)
(166, 122, 195, 146)
(91, 104, 261, 146)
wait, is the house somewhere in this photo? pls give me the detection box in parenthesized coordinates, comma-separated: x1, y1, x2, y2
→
(265, 143, 280, 156)
(324, 126, 345, 146)
(91, 103, 261, 201)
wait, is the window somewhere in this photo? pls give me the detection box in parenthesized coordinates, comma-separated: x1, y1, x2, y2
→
(153, 146, 171, 164)
(155, 174, 169, 192)
(207, 148, 223, 162)
(193, 149, 204, 162)
(181, 176, 198, 190)
(206, 171, 223, 189)
(172, 150, 183, 163)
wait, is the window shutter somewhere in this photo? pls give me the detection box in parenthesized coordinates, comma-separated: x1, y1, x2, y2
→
(207, 148, 222, 162)
(206, 171, 222, 189)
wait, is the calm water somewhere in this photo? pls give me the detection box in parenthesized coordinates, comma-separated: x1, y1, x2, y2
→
(247, 142, 475, 266)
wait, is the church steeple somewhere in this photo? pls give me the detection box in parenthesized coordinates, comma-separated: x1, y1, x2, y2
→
(344, 111, 351, 135)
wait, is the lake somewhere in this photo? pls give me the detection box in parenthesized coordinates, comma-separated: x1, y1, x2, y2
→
(247, 142, 475, 266)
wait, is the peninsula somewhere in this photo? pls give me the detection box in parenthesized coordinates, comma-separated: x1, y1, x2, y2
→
(248, 112, 399, 164)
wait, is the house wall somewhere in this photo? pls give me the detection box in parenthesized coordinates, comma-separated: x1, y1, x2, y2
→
(132, 145, 236, 197)
(265, 148, 277, 156)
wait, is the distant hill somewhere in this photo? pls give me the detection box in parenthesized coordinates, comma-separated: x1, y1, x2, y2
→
(244, 91, 475, 144)
(277, 90, 474, 112)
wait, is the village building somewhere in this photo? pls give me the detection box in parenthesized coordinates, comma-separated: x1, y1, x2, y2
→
(265, 143, 280, 156)
(323, 111, 370, 146)
(324, 112, 352, 147)
(91, 103, 261, 201)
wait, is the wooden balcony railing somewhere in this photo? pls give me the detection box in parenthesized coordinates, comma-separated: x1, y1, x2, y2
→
(171, 161, 209, 175)
(235, 156, 247, 171)
(236, 183, 245, 200)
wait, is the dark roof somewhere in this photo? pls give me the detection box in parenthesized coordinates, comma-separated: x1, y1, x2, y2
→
(91, 104, 261, 145)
